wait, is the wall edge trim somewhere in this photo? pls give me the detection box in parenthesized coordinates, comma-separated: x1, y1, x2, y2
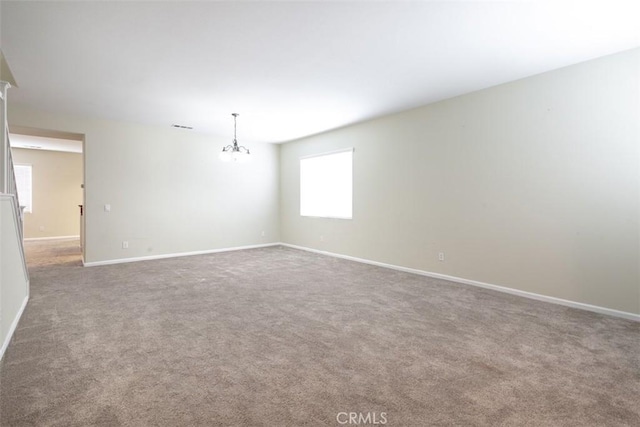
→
(0, 293, 29, 361)
(82, 243, 280, 267)
(24, 235, 80, 241)
(280, 243, 640, 322)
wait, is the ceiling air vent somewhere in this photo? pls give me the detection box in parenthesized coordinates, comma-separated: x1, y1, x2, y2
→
(171, 124, 193, 130)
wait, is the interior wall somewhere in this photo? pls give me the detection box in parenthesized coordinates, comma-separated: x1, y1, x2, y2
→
(280, 48, 640, 315)
(11, 147, 82, 239)
(0, 197, 29, 360)
(8, 107, 280, 263)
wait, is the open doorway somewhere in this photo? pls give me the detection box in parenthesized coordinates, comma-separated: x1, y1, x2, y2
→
(9, 126, 85, 266)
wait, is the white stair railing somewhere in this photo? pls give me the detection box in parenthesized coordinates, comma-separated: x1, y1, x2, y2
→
(5, 136, 24, 241)
(0, 81, 7, 193)
(1, 80, 28, 278)
(0, 74, 30, 363)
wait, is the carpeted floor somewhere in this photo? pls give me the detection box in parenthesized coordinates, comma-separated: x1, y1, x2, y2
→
(0, 239, 638, 426)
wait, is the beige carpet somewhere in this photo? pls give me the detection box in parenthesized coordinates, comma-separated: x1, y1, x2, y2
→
(21, 238, 84, 268)
(0, 239, 638, 426)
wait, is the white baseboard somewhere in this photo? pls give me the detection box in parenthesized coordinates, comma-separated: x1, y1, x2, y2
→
(83, 242, 280, 267)
(280, 243, 640, 322)
(0, 293, 29, 361)
(24, 235, 79, 242)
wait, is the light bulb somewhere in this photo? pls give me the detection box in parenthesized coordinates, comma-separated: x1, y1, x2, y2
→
(219, 150, 232, 162)
(236, 152, 250, 163)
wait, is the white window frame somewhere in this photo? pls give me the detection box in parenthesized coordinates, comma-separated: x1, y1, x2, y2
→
(300, 148, 353, 219)
(14, 163, 33, 213)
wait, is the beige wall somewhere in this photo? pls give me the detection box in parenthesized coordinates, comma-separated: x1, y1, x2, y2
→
(7, 108, 281, 263)
(11, 147, 82, 239)
(280, 48, 640, 315)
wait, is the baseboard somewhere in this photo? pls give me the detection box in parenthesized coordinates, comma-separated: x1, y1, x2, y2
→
(280, 243, 640, 322)
(0, 293, 29, 361)
(83, 242, 280, 267)
(24, 235, 79, 242)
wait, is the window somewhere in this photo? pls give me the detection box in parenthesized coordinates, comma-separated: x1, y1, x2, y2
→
(14, 164, 32, 213)
(300, 148, 353, 219)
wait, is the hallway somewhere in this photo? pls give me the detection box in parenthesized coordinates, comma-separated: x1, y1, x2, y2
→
(24, 238, 82, 268)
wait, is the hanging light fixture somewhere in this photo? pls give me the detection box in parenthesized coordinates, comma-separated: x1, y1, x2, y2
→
(219, 113, 250, 162)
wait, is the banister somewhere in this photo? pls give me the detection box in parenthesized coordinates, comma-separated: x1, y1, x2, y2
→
(0, 80, 28, 280)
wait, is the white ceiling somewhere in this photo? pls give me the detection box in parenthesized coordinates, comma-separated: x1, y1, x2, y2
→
(1, 1, 638, 144)
(10, 133, 83, 154)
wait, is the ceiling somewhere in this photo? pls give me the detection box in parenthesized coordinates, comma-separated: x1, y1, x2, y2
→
(10, 133, 82, 154)
(1, 1, 638, 144)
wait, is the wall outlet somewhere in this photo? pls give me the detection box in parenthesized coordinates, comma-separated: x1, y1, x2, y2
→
(438, 252, 445, 261)
(320, 235, 324, 242)
(261, 231, 266, 237)
(104, 204, 111, 212)
(39, 225, 45, 231)
(122, 241, 129, 249)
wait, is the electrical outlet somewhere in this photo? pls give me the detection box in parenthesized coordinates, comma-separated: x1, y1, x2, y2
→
(438, 252, 445, 261)
(122, 241, 129, 249)
(104, 204, 111, 212)
(39, 225, 45, 231)
(320, 235, 324, 242)
(261, 231, 266, 237)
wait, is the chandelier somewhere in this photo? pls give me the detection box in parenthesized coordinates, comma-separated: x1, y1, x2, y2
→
(219, 113, 250, 162)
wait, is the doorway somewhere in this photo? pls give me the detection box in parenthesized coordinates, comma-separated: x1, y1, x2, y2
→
(9, 126, 85, 264)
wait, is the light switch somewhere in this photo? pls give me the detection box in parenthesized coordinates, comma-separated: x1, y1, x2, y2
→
(104, 204, 111, 212)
